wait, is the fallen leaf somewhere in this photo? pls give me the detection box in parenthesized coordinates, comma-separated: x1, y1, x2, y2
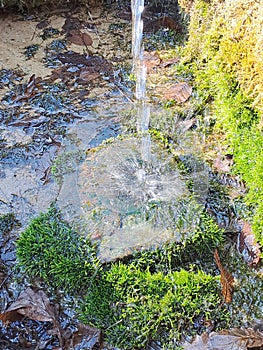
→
(57, 52, 112, 75)
(13, 74, 39, 103)
(163, 82, 192, 103)
(36, 19, 50, 30)
(72, 324, 101, 349)
(158, 16, 181, 31)
(142, 51, 161, 69)
(0, 287, 57, 325)
(214, 249, 234, 303)
(213, 154, 233, 173)
(8, 114, 49, 127)
(68, 30, 93, 46)
(62, 16, 83, 34)
(237, 220, 261, 266)
(143, 16, 181, 33)
(183, 328, 263, 350)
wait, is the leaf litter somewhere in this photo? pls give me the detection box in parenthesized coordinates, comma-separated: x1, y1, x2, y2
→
(214, 249, 235, 303)
(237, 220, 261, 266)
(0, 287, 101, 350)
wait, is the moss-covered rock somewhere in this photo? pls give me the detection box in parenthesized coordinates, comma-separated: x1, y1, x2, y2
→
(81, 264, 223, 349)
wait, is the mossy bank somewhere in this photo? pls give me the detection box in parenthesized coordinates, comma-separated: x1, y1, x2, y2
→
(178, 0, 263, 246)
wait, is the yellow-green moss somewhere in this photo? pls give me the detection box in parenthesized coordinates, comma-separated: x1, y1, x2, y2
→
(179, 0, 263, 245)
(180, 0, 263, 116)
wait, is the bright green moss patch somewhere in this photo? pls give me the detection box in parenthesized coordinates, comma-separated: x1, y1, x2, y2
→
(81, 264, 223, 349)
(16, 208, 227, 348)
(16, 207, 99, 292)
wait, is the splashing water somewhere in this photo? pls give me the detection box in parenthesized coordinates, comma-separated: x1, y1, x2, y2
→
(56, 0, 209, 261)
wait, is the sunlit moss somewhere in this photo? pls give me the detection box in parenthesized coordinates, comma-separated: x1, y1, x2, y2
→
(178, 0, 263, 245)
(180, 0, 263, 116)
(17, 207, 228, 348)
(81, 264, 224, 349)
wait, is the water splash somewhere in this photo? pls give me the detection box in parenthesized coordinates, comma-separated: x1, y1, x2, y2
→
(78, 136, 202, 261)
(56, 0, 209, 261)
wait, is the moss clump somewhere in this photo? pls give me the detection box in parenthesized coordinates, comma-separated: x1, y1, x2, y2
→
(81, 264, 224, 349)
(122, 213, 224, 275)
(16, 207, 228, 348)
(16, 207, 99, 292)
(178, 0, 263, 245)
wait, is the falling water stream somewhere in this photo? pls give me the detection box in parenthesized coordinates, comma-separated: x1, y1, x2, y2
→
(56, 0, 209, 261)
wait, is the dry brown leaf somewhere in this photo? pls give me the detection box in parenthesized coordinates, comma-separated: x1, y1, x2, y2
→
(68, 30, 93, 46)
(237, 220, 261, 266)
(158, 16, 181, 31)
(13, 74, 38, 103)
(214, 249, 234, 303)
(142, 51, 161, 69)
(183, 328, 263, 350)
(163, 82, 192, 103)
(213, 154, 233, 173)
(36, 19, 50, 30)
(0, 287, 57, 324)
(72, 324, 101, 349)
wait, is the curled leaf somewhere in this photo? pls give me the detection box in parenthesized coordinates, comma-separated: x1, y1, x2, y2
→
(0, 287, 57, 325)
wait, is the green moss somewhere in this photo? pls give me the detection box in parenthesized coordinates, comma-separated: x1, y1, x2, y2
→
(81, 264, 224, 349)
(16, 206, 227, 348)
(123, 213, 224, 275)
(16, 206, 99, 292)
(80, 213, 226, 348)
(179, 0, 263, 245)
